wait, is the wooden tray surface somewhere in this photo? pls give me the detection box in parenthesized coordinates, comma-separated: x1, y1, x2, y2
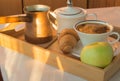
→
(0, 23, 120, 81)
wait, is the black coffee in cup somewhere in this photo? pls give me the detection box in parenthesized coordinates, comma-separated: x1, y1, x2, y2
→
(76, 23, 110, 34)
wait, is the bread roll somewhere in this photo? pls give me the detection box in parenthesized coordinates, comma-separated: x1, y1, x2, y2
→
(58, 28, 79, 54)
(58, 28, 80, 41)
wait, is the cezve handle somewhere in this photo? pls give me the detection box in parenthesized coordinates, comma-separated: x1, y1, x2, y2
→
(0, 15, 32, 24)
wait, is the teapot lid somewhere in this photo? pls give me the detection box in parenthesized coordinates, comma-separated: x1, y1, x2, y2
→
(57, 6, 83, 15)
(55, 0, 84, 15)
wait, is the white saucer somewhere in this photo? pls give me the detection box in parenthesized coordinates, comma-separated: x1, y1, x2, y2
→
(72, 37, 120, 58)
(72, 41, 83, 57)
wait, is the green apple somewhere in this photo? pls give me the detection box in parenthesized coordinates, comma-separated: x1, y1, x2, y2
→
(80, 42, 114, 68)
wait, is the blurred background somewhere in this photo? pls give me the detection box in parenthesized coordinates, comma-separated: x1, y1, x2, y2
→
(0, 0, 120, 16)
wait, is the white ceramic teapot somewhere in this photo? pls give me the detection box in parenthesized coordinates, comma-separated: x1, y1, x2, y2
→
(50, 0, 97, 33)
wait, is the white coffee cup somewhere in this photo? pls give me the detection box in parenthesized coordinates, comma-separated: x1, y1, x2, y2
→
(73, 20, 120, 46)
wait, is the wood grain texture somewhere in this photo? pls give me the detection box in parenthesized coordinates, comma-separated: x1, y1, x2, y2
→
(88, 0, 118, 8)
(88, 0, 107, 8)
(1, 0, 120, 16)
(106, 0, 115, 7)
(0, 0, 22, 16)
(115, 0, 120, 6)
(23, 0, 87, 11)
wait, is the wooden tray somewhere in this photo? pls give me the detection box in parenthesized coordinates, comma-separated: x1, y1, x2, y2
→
(0, 23, 120, 81)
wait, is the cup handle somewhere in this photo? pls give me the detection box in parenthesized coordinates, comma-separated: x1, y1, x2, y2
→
(108, 32, 120, 44)
(86, 13, 97, 20)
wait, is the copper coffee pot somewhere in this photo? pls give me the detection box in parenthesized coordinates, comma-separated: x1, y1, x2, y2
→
(0, 5, 53, 44)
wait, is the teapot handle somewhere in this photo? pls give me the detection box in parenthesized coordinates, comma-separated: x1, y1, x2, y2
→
(86, 13, 97, 20)
(49, 11, 57, 30)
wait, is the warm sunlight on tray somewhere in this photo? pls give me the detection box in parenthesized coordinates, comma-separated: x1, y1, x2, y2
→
(0, 23, 120, 81)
